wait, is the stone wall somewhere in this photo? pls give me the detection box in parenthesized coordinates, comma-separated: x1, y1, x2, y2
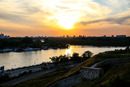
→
(80, 67, 103, 80)
(49, 67, 104, 87)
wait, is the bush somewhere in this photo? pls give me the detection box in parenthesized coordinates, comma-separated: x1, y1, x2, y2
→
(0, 74, 10, 83)
(101, 76, 130, 87)
(50, 55, 69, 65)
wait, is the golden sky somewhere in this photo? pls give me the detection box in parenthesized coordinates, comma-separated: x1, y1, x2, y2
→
(0, 0, 130, 37)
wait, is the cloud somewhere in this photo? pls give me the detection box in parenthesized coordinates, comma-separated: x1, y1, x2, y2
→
(0, 28, 16, 33)
(41, 0, 112, 26)
(0, 0, 130, 36)
(0, 0, 129, 25)
(105, 0, 130, 13)
(0, 0, 48, 27)
(80, 14, 130, 25)
(56, 5, 70, 10)
(106, 0, 130, 7)
(16, 1, 43, 14)
(0, 11, 38, 25)
(0, 0, 113, 26)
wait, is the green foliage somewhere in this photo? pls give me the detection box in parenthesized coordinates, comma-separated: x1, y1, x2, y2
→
(82, 51, 93, 59)
(0, 38, 43, 49)
(105, 76, 129, 87)
(73, 53, 79, 58)
(0, 75, 10, 84)
(50, 52, 86, 64)
(17, 70, 32, 77)
(44, 37, 130, 46)
(125, 46, 130, 53)
(8, 70, 67, 87)
(73, 62, 130, 87)
(50, 55, 69, 64)
(58, 48, 130, 83)
(6, 49, 130, 87)
(1, 37, 129, 49)
(44, 38, 69, 48)
(70, 53, 81, 61)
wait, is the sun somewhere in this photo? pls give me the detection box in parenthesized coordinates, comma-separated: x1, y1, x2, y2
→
(56, 15, 78, 29)
(58, 17, 75, 29)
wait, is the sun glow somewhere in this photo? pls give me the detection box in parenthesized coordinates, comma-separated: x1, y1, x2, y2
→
(58, 16, 75, 29)
(55, 14, 78, 29)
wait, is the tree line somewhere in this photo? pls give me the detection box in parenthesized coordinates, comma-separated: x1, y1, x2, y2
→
(0, 37, 129, 49)
(0, 38, 42, 49)
(50, 51, 93, 65)
(44, 37, 130, 47)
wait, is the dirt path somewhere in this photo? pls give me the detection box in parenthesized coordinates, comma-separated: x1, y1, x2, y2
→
(2, 69, 56, 86)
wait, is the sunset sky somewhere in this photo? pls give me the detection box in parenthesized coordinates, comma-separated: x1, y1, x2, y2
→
(0, 0, 130, 37)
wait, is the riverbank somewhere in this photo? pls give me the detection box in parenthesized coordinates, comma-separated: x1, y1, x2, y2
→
(0, 59, 81, 86)
(0, 48, 41, 53)
(0, 45, 126, 70)
(0, 37, 69, 51)
(4, 48, 130, 87)
(3, 61, 80, 78)
(0, 37, 129, 51)
(1, 62, 80, 86)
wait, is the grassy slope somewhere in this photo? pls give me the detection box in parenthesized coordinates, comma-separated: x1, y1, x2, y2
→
(7, 70, 67, 87)
(7, 52, 130, 87)
(61, 53, 130, 79)
(73, 62, 130, 87)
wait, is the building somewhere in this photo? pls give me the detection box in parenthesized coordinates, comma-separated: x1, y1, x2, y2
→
(0, 33, 10, 38)
(112, 35, 114, 37)
(102, 35, 106, 37)
(116, 35, 126, 37)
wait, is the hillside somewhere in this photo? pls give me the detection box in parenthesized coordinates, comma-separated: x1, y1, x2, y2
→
(6, 48, 130, 87)
(73, 62, 130, 87)
(58, 49, 130, 79)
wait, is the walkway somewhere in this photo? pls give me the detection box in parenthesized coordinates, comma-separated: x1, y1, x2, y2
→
(2, 69, 56, 86)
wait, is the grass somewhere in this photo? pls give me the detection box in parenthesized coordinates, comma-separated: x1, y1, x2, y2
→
(7, 51, 130, 87)
(72, 62, 130, 87)
(59, 52, 130, 79)
(7, 70, 67, 87)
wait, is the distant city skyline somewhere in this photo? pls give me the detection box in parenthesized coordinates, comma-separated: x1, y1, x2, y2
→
(0, 0, 130, 37)
(0, 32, 129, 38)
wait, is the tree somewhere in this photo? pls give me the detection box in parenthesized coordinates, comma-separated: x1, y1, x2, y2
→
(82, 51, 93, 59)
(72, 53, 79, 58)
(70, 53, 81, 61)
(60, 55, 69, 63)
(50, 55, 69, 65)
(125, 46, 130, 53)
(50, 56, 60, 65)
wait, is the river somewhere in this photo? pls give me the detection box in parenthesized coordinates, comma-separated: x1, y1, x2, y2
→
(0, 45, 125, 70)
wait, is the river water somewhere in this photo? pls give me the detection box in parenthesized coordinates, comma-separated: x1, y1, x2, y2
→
(0, 45, 125, 70)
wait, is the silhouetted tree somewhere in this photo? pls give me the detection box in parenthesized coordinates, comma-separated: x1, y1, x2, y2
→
(125, 46, 130, 53)
(70, 53, 81, 61)
(73, 53, 79, 58)
(50, 56, 60, 64)
(50, 55, 69, 65)
(82, 51, 93, 59)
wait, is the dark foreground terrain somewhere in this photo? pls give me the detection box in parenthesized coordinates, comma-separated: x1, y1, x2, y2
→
(2, 47, 129, 87)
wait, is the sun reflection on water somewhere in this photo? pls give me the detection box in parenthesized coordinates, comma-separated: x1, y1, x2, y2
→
(65, 46, 72, 57)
